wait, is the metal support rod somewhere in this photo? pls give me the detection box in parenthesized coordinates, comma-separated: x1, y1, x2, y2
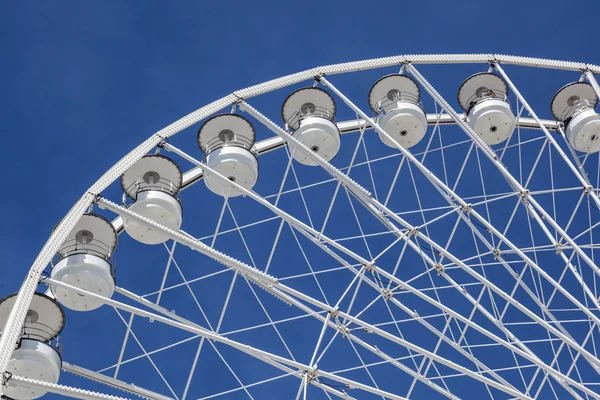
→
(6, 374, 131, 400)
(311, 77, 600, 394)
(43, 278, 402, 400)
(287, 79, 600, 362)
(4, 53, 599, 398)
(62, 362, 173, 400)
(163, 140, 589, 398)
(492, 63, 600, 275)
(97, 199, 276, 287)
(585, 70, 600, 103)
(162, 138, 596, 353)
(98, 186, 463, 398)
(395, 66, 600, 320)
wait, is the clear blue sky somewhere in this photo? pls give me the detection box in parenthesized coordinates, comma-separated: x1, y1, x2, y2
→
(2, 1, 598, 289)
(2, 1, 600, 399)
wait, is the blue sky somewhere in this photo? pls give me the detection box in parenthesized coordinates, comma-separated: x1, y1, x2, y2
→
(2, 1, 598, 287)
(2, 1, 600, 399)
(0, 0, 593, 284)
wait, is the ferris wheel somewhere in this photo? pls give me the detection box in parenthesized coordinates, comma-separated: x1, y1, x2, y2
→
(2, 53, 600, 399)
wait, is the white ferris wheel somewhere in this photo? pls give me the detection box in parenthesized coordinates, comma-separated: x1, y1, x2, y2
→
(2, 53, 600, 400)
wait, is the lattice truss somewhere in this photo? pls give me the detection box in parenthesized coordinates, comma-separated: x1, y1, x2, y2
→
(4, 55, 600, 400)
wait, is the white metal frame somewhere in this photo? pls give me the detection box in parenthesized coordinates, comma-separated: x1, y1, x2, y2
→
(3, 54, 600, 400)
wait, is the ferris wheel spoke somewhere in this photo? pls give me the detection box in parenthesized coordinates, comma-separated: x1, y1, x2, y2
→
(422, 104, 449, 180)
(113, 309, 180, 399)
(47, 277, 394, 400)
(242, 277, 298, 361)
(115, 225, 480, 400)
(380, 66, 600, 348)
(407, 65, 600, 293)
(112, 244, 179, 381)
(360, 134, 380, 202)
(368, 270, 598, 397)
(165, 127, 600, 393)
(178, 197, 243, 399)
(206, 339, 256, 400)
(317, 117, 375, 241)
(346, 338, 387, 400)
(15, 54, 600, 400)
(197, 370, 295, 400)
(162, 245, 218, 330)
(97, 332, 200, 374)
(473, 148, 500, 248)
(272, 282, 534, 399)
(494, 65, 600, 274)
(280, 286, 469, 400)
(181, 272, 238, 398)
(159, 115, 600, 398)
(557, 191, 588, 244)
(562, 322, 600, 385)
(315, 257, 464, 397)
(384, 298, 469, 398)
(113, 312, 135, 379)
(292, 267, 524, 397)
(285, 149, 317, 230)
(462, 218, 599, 378)
(498, 102, 527, 163)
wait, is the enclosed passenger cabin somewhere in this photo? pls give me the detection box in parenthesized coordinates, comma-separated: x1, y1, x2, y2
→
(121, 155, 183, 244)
(0, 293, 64, 400)
(281, 87, 340, 166)
(50, 213, 117, 311)
(368, 74, 427, 149)
(198, 114, 259, 197)
(458, 72, 516, 145)
(551, 82, 600, 153)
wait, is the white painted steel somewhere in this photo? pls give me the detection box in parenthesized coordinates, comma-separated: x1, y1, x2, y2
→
(550, 82, 598, 121)
(205, 146, 259, 196)
(108, 113, 561, 234)
(123, 191, 182, 244)
(57, 214, 117, 259)
(44, 278, 406, 400)
(120, 155, 182, 199)
(457, 73, 508, 111)
(281, 88, 336, 130)
(164, 131, 596, 398)
(318, 76, 600, 397)
(51, 254, 114, 311)
(62, 362, 173, 400)
(288, 117, 341, 165)
(466, 99, 516, 145)
(375, 101, 427, 148)
(4, 54, 600, 399)
(197, 114, 256, 154)
(565, 109, 600, 153)
(8, 374, 130, 400)
(3, 339, 61, 400)
(0, 293, 64, 342)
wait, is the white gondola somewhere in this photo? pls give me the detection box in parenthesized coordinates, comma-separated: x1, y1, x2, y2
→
(458, 72, 516, 145)
(198, 114, 259, 197)
(282, 87, 340, 166)
(369, 74, 427, 149)
(551, 82, 600, 153)
(0, 293, 64, 400)
(121, 155, 183, 244)
(50, 213, 117, 311)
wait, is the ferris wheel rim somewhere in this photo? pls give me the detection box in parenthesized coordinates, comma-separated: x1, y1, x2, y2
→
(3, 53, 600, 400)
